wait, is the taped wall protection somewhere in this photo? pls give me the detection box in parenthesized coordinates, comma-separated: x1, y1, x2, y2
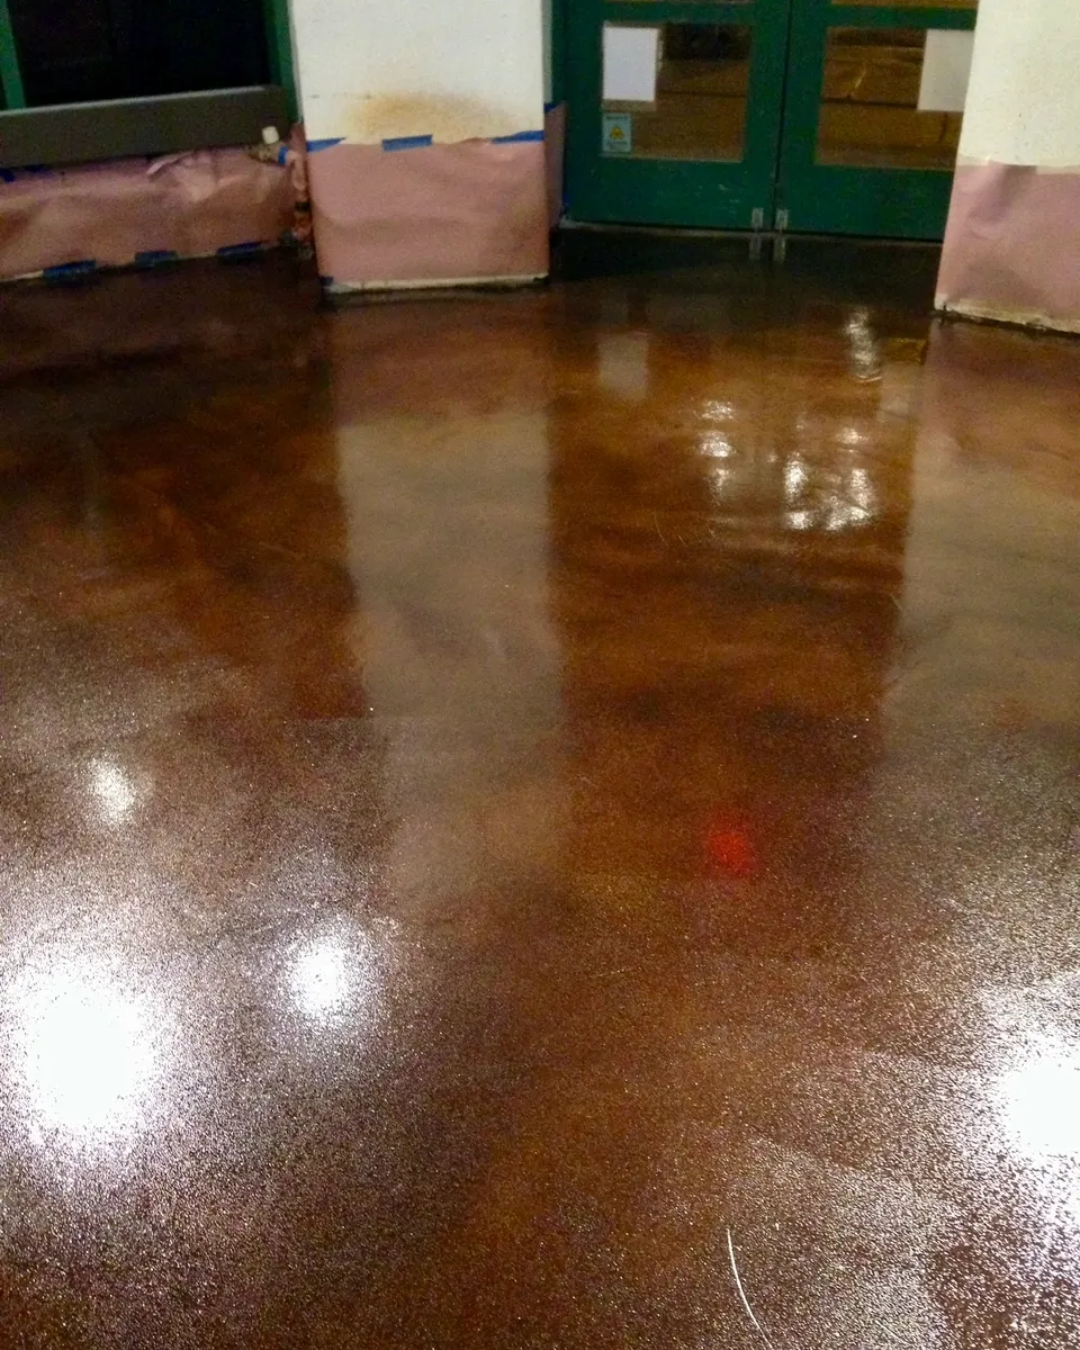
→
(308, 137, 548, 290)
(936, 162, 1080, 334)
(0, 144, 299, 283)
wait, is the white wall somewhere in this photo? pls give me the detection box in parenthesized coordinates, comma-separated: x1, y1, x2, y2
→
(959, 0, 1080, 166)
(291, 0, 545, 145)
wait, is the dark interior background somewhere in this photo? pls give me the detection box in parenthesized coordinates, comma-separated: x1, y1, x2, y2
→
(9, 0, 271, 107)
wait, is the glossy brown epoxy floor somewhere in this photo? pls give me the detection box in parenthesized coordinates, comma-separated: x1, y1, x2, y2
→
(1, 248, 1079, 1349)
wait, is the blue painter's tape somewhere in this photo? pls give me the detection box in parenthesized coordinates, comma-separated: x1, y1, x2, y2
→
(306, 137, 344, 153)
(217, 241, 263, 259)
(43, 260, 97, 282)
(382, 135, 433, 152)
(544, 102, 560, 114)
(0, 168, 15, 184)
(135, 250, 180, 268)
(492, 129, 545, 144)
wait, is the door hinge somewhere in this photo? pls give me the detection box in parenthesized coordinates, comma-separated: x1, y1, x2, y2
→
(749, 207, 766, 261)
(774, 208, 790, 263)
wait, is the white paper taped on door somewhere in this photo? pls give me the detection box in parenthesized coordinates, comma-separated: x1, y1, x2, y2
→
(602, 25, 659, 104)
(918, 30, 975, 114)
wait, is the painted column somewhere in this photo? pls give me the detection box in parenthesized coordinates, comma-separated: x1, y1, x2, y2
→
(289, 0, 550, 292)
(937, 0, 1080, 333)
(543, 0, 567, 229)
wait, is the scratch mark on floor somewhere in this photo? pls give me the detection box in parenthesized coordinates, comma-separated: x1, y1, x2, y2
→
(727, 1227, 780, 1350)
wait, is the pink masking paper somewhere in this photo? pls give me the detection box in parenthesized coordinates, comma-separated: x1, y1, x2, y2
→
(307, 139, 548, 290)
(0, 147, 296, 282)
(937, 162, 1080, 334)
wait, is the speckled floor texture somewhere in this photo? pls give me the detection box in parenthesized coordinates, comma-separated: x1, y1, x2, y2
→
(1, 242, 1079, 1350)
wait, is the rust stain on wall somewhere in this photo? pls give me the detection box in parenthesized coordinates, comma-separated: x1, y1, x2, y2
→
(346, 95, 525, 145)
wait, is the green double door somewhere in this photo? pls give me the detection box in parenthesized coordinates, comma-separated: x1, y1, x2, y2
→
(565, 0, 978, 240)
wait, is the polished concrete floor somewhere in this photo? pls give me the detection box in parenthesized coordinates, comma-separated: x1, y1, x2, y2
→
(1, 245, 1079, 1349)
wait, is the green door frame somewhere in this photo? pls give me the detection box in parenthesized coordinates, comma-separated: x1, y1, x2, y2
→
(264, 0, 299, 123)
(777, 3, 977, 239)
(0, 0, 24, 109)
(565, 0, 793, 231)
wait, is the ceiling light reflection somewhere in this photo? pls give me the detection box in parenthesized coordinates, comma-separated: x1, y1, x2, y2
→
(782, 464, 877, 534)
(700, 431, 734, 459)
(291, 937, 351, 1019)
(286, 929, 380, 1028)
(88, 757, 137, 824)
(5, 954, 164, 1146)
(996, 1038, 1080, 1165)
(784, 456, 808, 502)
(844, 308, 882, 383)
(824, 466, 876, 532)
(709, 465, 732, 499)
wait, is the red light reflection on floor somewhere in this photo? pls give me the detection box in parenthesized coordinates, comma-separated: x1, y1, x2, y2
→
(705, 818, 757, 878)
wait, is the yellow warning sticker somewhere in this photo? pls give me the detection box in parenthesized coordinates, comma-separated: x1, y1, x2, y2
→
(602, 113, 633, 156)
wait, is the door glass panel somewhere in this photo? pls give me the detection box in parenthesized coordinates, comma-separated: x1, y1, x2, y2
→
(816, 27, 966, 169)
(7, 0, 271, 107)
(602, 23, 752, 162)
